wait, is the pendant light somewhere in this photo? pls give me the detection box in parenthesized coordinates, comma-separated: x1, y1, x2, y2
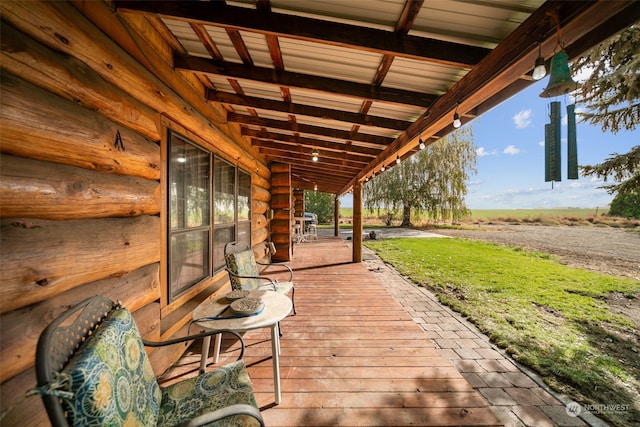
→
(532, 42, 547, 80)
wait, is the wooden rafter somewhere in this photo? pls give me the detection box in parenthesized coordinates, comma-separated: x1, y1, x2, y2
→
(175, 55, 437, 107)
(227, 113, 395, 147)
(116, 1, 491, 68)
(112, 0, 640, 195)
(207, 90, 413, 131)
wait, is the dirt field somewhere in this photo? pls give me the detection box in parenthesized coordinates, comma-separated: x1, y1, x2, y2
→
(431, 224, 639, 280)
(430, 224, 640, 327)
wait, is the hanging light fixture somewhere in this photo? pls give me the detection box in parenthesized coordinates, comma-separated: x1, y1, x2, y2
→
(419, 137, 425, 150)
(314, 183, 318, 191)
(453, 102, 462, 128)
(532, 42, 547, 80)
(396, 155, 401, 164)
(312, 149, 319, 162)
(381, 164, 386, 172)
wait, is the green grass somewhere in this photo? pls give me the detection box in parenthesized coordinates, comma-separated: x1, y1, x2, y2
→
(365, 238, 640, 426)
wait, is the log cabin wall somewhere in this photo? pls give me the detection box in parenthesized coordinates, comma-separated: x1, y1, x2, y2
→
(293, 188, 305, 218)
(0, 2, 274, 424)
(270, 163, 293, 261)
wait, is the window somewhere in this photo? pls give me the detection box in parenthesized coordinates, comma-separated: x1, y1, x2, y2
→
(167, 130, 251, 302)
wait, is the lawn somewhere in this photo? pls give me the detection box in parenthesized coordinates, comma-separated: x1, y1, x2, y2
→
(365, 237, 640, 427)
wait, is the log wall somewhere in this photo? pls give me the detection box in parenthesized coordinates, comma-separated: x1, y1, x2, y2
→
(294, 188, 305, 218)
(271, 163, 293, 261)
(0, 1, 275, 424)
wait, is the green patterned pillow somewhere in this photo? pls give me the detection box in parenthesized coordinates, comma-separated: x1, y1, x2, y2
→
(59, 306, 161, 426)
(225, 250, 261, 290)
(158, 359, 260, 427)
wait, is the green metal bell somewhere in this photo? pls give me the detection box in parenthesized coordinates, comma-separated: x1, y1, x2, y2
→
(539, 50, 581, 98)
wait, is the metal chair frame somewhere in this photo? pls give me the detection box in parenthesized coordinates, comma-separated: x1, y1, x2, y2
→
(224, 241, 296, 315)
(32, 296, 264, 427)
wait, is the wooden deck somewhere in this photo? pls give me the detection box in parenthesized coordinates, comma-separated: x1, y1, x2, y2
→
(162, 237, 502, 426)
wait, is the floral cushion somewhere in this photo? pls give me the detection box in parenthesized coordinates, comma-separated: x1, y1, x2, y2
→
(59, 306, 161, 426)
(158, 359, 260, 427)
(225, 250, 262, 290)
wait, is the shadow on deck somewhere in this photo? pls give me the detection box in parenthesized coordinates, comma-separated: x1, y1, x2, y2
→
(161, 236, 502, 426)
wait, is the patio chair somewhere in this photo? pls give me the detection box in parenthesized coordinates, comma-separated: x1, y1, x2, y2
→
(224, 241, 296, 315)
(305, 223, 318, 241)
(28, 296, 264, 427)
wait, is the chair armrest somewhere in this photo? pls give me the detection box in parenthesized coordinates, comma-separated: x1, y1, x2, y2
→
(142, 329, 245, 361)
(256, 261, 294, 282)
(174, 404, 265, 427)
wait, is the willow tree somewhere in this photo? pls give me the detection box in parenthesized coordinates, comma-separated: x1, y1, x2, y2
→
(364, 127, 477, 226)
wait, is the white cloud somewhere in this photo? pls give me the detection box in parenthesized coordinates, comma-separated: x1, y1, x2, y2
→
(477, 147, 498, 157)
(504, 145, 521, 155)
(513, 109, 533, 129)
(538, 140, 545, 147)
(573, 65, 594, 82)
(477, 147, 490, 156)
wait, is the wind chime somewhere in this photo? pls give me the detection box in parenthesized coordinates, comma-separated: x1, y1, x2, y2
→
(538, 15, 580, 187)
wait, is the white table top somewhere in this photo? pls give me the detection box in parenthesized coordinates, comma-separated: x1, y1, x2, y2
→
(193, 290, 292, 332)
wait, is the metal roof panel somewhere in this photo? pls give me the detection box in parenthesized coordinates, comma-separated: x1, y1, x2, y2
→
(279, 38, 382, 84)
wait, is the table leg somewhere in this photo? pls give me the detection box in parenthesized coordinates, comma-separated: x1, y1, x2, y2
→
(199, 334, 222, 373)
(200, 335, 211, 373)
(271, 323, 281, 404)
(213, 333, 222, 364)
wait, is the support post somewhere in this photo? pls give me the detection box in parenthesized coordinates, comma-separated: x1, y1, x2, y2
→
(352, 183, 363, 263)
(334, 195, 340, 237)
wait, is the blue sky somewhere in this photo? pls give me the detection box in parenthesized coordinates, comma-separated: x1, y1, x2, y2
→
(341, 78, 638, 210)
(466, 79, 637, 209)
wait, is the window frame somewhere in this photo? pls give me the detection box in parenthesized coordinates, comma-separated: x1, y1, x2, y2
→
(162, 125, 252, 307)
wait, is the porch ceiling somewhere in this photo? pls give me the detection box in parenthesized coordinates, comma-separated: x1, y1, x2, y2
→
(115, 1, 638, 195)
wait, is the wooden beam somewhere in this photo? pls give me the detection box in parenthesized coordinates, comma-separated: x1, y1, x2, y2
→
(228, 113, 395, 147)
(115, 1, 491, 68)
(176, 55, 437, 107)
(291, 179, 350, 194)
(338, 0, 639, 194)
(252, 140, 371, 165)
(258, 148, 364, 171)
(292, 173, 348, 190)
(245, 130, 381, 157)
(207, 90, 413, 131)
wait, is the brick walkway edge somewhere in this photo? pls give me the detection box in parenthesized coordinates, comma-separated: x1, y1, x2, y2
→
(362, 247, 609, 427)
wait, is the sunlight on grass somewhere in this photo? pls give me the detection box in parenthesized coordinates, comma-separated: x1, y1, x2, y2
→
(366, 238, 640, 426)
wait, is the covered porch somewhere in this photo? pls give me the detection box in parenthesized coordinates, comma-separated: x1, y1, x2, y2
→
(164, 236, 502, 426)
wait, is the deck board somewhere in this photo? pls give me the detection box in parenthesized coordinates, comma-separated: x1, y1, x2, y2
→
(164, 237, 502, 426)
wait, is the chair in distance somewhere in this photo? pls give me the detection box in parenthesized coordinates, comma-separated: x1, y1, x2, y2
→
(305, 223, 318, 241)
(224, 241, 296, 315)
(28, 296, 264, 427)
